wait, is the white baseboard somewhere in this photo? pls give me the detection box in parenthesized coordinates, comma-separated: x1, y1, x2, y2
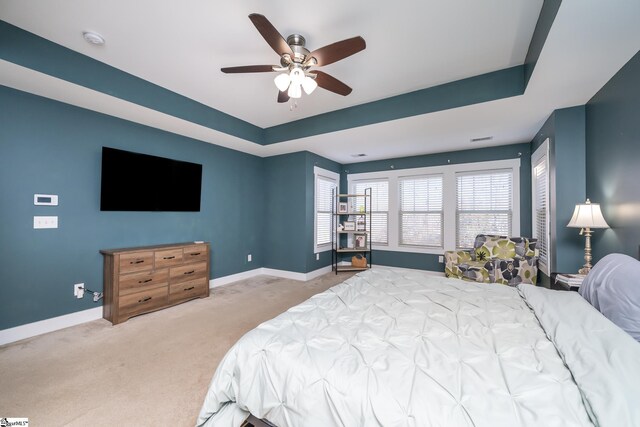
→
(209, 267, 264, 288)
(210, 265, 334, 289)
(3, 264, 416, 346)
(0, 307, 103, 347)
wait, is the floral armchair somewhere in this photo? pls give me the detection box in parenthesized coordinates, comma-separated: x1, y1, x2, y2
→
(444, 234, 538, 286)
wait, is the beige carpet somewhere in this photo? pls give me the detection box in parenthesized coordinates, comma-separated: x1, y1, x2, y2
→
(0, 272, 353, 426)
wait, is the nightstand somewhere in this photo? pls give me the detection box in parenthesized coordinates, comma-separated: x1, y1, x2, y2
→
(550, 272, 583, 292)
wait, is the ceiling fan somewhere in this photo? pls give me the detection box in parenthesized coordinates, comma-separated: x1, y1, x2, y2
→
(221, 14, 366, 103)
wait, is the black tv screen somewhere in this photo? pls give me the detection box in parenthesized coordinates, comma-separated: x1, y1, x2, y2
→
(100, 147, 202, 211)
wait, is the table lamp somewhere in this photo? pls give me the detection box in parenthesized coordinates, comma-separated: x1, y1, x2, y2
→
(567, 199, 610, 274)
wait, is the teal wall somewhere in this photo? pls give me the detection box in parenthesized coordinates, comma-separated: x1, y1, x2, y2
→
(263, 151, 341, 273)
(263, 152, 308, 273)
(341, 144, 532, 271)
(586, 50, 640, 261)
(0, 86, 264, 330)
(530, 106, 587, 277)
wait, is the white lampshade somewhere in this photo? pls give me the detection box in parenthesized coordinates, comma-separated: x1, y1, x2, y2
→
(301, 76, 318, 95)
(287, 82, 302, 98)
(567, 199, 610, 229)
(274, 73, 290, 92)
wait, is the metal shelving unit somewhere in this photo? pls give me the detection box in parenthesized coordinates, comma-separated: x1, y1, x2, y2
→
(331, 188, 372, 273)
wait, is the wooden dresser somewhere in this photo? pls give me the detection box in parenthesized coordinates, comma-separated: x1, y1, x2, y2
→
(101, 242, 210, 324)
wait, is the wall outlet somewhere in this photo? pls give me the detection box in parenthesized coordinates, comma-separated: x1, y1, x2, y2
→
(316, 253, 320, 261)
(438, 255, 444, 263)
(74, 283, 84, 299)
(247, 254, 252, 262)
(34, 216, 58, 229)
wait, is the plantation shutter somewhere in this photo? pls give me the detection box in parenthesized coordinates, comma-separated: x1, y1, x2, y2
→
(533, 152, 549, 269)
(315, 175, 336, 247)
(456, 170, 513, 248)
(399, 175, 443, 247)
(353, 180, 389, 244)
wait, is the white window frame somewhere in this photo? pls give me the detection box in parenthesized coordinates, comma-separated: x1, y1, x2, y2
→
(347, 159, 520, 255)
(532, 139, 551, 275)
(455, 168, 516, 249)
(314, 166, 340, 253)
(398, 174, 444, 248)
(350, 178, 390, 246)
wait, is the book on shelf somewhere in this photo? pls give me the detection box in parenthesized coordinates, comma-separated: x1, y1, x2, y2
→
(556, 273, 586, 285)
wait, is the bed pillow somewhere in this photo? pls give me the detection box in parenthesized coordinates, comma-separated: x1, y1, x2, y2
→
(579, 253, 640, 342)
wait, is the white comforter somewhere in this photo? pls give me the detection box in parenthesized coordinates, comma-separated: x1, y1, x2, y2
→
(197, 268, 640, 427)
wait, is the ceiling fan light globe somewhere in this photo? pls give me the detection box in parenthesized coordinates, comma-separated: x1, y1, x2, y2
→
(289, 68, 305, 85)
(274, 73, 291, 92)
(302, 76, 318, 95)
(288, 83, 302, 99)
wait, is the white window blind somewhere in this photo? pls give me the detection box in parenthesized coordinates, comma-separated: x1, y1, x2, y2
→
(532, 146, 549, 270)
(399, 175, 443, 247)
(353, 180, 389, 245)
(315, 175, 337, 247)
(456, 170, 513, 248)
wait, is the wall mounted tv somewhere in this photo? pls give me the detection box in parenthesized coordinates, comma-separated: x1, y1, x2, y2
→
(100, 147, 202, 211)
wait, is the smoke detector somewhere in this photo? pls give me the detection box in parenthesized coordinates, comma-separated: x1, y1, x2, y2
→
(82, 31, 105, 46)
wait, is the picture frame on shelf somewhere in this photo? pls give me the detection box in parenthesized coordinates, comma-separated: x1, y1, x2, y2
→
(338, 202, 349, 214)
(343, 221, 356, 231)
(354, 234, 367, 249)
(356, 218, 366, 231)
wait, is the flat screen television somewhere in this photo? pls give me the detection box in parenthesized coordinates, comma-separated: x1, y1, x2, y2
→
(100, 147, 202, 211)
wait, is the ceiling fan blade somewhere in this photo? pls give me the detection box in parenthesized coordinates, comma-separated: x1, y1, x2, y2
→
(249, 14, 294, 57)
(221, 65, 276, 73)
(277, 90, 290, 103)
(314, 71, 352, 96)
(308, 36, 366, 66)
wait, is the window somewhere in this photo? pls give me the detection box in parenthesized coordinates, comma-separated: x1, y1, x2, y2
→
(314, 167, 339, 252)
(352, 180, 389, 245)
(532, 140, 550, 273)
(399, 175, 443, 247)
(348, 158, 520, 254)
(456, 170, 513, 248)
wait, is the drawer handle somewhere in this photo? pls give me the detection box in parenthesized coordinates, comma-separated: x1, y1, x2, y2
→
(190, 252, 201, 256)
(131, 260, 145, 264)
(163, 256, 175, 260)
(138, 296, 152, 303)
(184, 286, 195, 291)
(138, 279, 152, 284)
(183, 270, 195, 275)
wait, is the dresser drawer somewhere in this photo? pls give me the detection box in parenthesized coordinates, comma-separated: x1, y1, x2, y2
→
(118, 285, 168, 317)
(170, 261, 207, 283)
(169, 277, 208, 303)
(119, 251, 154, 274)
(154, 248, 184, 268)
(183, 245, 208, 263)
(119, 269, 169, 296)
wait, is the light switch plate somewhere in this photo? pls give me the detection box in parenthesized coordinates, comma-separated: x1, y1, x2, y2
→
(34, 216, 58, 229)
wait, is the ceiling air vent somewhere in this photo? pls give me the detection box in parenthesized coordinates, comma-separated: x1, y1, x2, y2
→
(351, 153, 367, 158)
(470, 136, 493, 142)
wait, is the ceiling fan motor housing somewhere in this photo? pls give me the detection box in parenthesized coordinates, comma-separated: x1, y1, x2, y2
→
(287, 34, 310, 63)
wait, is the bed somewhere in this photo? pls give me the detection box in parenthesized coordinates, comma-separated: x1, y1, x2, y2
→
(197, 266, 640, 427)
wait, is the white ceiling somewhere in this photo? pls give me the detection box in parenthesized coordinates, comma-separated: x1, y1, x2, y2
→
(0, 0, 542, 128)
(1, 0, 639, 164)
